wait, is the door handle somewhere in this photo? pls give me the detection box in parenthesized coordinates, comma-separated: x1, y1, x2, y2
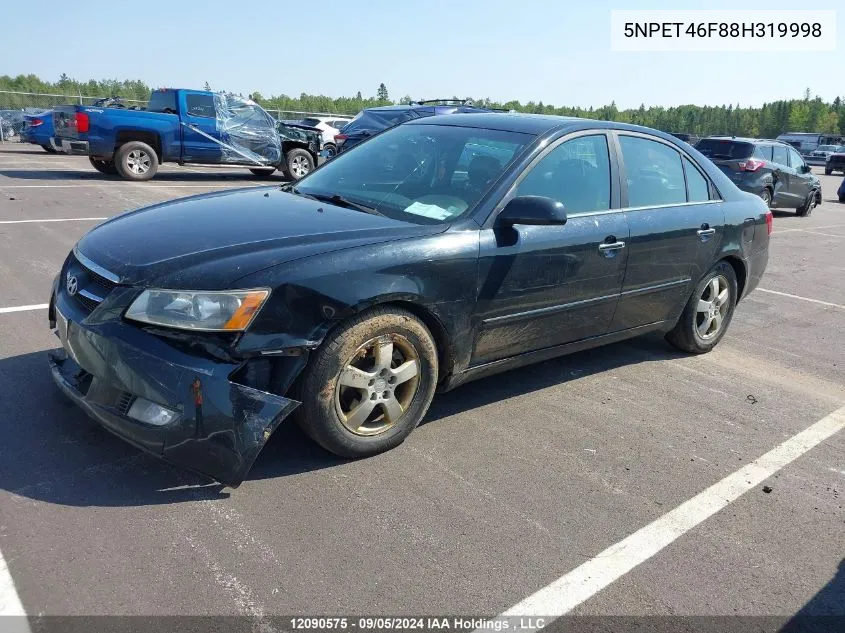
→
(598, 240, 626, 255)
(697, 227, 716, 241)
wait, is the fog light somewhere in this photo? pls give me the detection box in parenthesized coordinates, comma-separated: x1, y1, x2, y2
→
(127, 398, 179, 426)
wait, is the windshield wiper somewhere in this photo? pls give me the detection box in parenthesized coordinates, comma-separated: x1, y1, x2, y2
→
(296, 191, 386, 217)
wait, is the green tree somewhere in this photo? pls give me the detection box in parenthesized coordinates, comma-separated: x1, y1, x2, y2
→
(376, 83, 389, 102)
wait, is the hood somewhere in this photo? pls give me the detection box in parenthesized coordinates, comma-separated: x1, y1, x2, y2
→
(76, 187, 446, 288)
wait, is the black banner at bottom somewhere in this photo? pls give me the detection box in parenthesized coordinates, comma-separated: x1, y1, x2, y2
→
(1, 616, 844, 633)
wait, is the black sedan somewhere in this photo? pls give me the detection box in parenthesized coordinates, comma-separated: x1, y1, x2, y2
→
(48, 113, 771, 486)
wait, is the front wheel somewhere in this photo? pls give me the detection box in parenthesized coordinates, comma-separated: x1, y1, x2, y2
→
(825, 167, 832, 175)
(284, 148, 314, 181)
(296, 307, 439, 458)
(114, 141, 159, 181)
(666, 261, 738, 354)
(796, 191, 816, 217)
(41, 144, 57, 154)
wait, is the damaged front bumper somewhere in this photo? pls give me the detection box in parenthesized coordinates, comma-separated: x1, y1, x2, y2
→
(48, 284, 300, 488)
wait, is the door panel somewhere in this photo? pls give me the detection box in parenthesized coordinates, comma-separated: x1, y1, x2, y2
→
(611, 133, 725, 330)
(472, 213, 630, 365)
(787, 147, 813, 203)
(770, 144, 794, 206)
(179, 91, 223, 163)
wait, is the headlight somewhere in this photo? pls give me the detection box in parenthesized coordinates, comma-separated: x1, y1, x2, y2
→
(125, 288, 270, 331)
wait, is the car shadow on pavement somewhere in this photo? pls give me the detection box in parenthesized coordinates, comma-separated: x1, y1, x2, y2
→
(0, 334, 684, 508)
(780, 558, 845, 631)
(0, 169, 284, 182)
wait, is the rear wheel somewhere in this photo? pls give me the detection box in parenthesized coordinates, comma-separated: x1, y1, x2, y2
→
(825, 167, 832, 175)
(284, 148, 314, 181)
(89, 157, 117, 175)
(296, 307, 438, 458)
(322, 143, 337, 159)
(114, 141, 158, 181)
(41, 144, 57, 154)
(759, 188, 772, 207)
(666, 261, 737, 354)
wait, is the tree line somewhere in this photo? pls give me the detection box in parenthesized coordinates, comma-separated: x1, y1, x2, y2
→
(2, 74, 844, 139)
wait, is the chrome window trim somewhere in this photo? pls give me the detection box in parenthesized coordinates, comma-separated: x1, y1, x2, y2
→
(73, 247, 120, 283)
(565, 198, 723, 219)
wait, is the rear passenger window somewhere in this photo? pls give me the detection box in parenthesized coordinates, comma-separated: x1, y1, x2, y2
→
(772, 145, 788, 166)
(683, 158, 710, 202)
(753, 145, 773, 161)
(619, 136, 686, 207)
(185, 94, 216, 118)
(514, 134, 611, 213)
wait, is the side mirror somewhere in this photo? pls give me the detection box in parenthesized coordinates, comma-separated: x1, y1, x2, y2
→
(497, 196, 567, 227)
(799, 164, 811, 174)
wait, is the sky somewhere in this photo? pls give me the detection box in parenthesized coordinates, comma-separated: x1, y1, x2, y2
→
(1, 0, 841, 109)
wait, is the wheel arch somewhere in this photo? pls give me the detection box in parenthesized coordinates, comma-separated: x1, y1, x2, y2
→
(719, 254, 747, 302)
(114, 129, 163, 161)
(342, 297, 456, 384)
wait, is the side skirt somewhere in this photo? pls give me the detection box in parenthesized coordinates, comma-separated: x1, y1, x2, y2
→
(439, 321, 668, 392)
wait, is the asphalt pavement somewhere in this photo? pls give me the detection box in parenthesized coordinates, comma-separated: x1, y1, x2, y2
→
(0, 144, 843, 630)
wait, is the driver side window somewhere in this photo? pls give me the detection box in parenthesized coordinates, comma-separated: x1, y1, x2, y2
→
(514, 135, 611, 214)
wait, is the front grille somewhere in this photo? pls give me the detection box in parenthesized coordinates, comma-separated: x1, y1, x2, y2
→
(66, 252, 118, 313)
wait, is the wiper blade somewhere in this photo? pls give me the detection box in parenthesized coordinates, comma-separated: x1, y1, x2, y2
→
(300, 191, 386, 217)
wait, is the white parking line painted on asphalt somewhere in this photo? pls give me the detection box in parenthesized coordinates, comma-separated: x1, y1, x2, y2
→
(774, 228, 845, 237)
(757, 288, 845, 310)
(0, 217, 106, 224)
(477, 404, 845, 630)
(0, 545, 32, 632)
(776, 224, 845, 233)
(0, 304, 49, 314)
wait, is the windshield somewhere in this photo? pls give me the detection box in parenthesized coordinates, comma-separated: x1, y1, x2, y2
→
(293, 123, 534, 224)
(300, 118, 322, 127)
(695, 139, 754, 160)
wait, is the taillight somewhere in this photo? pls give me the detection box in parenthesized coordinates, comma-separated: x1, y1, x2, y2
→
(765, 210, 773, 235)
(30, 118, 43, 127)
(334, 133, 348, 142)
(75, 111, 90, 133)
(739, 158, 765, 172)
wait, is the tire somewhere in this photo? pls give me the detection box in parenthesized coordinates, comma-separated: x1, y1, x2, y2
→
(825, 167, 832, 175)
(284, 148, 314, 181)
(41, 144, 57, 154)
(249, 167, 276, 177)
(796, 191, 815, 217)
(296, 307, 439, 458)
(759, 188, 772, 207)
(666, 261, 738, 355)
(89, 157, 117, 175)
(114, 141, 158, 181)
(322, 143, 337, 159)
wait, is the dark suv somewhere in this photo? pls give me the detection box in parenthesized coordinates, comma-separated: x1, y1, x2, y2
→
(696, 137, 821, 216)
(334, 99, 495, 155)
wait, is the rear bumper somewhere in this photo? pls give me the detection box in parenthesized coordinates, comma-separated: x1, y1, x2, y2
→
(54, 137, 89, 155)
(48, 283, 300, 487)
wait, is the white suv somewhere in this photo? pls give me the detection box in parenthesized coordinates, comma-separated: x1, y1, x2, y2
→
(300, 117, 353, 156)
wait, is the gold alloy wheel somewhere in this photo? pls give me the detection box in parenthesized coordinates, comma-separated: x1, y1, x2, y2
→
(334, 334, 421, 436)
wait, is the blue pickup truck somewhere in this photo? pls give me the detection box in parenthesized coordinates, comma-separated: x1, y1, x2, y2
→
(52, 89, 322, 181)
